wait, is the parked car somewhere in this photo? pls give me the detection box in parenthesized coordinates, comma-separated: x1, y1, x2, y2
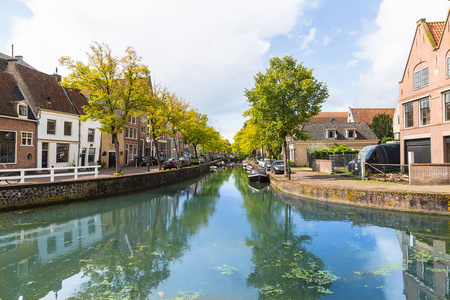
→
(271, 160, 285, 174)
(264, 160, 275, 171)
(190, 156, 200, 165)
(348, 143, 400, 174)
(149, 156, 165, 165)
(163, 158, 180, 170)
(199, 157, 206, 164)
(136, 157, 148, 166)
(178, 157, 190, 167)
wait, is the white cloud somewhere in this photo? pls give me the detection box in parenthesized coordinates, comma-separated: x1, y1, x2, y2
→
(323, 36, 331, 45)
(354, 0, 449, 108)
(346, 59, 358, 68)
(5, 0, 315, 141)
(301, 27, 317, 50)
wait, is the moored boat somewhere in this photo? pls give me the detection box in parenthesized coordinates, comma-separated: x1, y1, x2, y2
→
(248, 168, 270, 183)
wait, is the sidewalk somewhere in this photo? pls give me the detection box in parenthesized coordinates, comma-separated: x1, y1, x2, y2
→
(272, 168, 450, 194)
(0, 165, 161, 185)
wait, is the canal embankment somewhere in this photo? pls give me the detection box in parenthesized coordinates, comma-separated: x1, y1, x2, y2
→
(0, 163, 212, 211)
(270, 168, 450, 215)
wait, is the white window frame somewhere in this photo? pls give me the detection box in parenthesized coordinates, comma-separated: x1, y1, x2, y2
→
(64, 121, 72, 136)
(404, 102, 414, 129)
(414, 67, 429, 90)
(345, 128, 357, 140)
(21, 132, 33, 146)
(419, 98, 430, 126)
(325, 129, 337, 140)
(18, 105, 27, 117)
(444, 91, 450, 122)
(87, 128, 95, 142)
(47, 119, 56, 135)
(447, 56, 450, 78)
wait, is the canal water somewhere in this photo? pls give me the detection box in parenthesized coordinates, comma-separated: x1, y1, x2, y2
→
(1, 168, 450, 299)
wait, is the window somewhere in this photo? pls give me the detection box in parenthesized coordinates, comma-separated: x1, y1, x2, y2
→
(18, 105, 27, 116)
(64, 231, 73, 247)
(134, 128, 137, 139)
(88, 148, 95, 163)
(64, 121, 72, 136)
(414, 67, 429, 89)
(128, 115, 136, 124)
(447, 57, 450, 78)
(420, 98, 430, 126)
(346, 129, 356, 139)
(444, 92, 450, 122)
(47, 119, 56, 135)
(0, 131, 16, 163)
(47, 236, 56, 254)
(404, 103, 414, 128)
(56, 143, 69, 163)
(21, 132, 33, 146)
(326, 129, 336, 140)
(87, 128, 95, 142)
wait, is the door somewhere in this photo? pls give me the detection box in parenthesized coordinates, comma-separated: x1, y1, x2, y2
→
(108, 152, 116, 168)
(80, 148, 86, 166)
(42, 142, 48, 168)
(405, 139, 431, 163)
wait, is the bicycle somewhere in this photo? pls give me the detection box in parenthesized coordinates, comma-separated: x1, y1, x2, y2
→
(0, 164, 20, 184)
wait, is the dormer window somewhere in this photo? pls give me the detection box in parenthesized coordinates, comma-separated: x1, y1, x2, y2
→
(18, 105, 27, 117)
(326, 129, 336, 140)
(346, 129, 357, 139)
(414, 67, 428, 90)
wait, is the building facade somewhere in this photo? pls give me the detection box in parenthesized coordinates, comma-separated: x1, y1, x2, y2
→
(398, 11, 450, 164)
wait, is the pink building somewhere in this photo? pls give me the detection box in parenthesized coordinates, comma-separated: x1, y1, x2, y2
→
(398, 9, 450, 164)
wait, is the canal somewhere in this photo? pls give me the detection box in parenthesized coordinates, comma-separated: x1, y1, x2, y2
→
(1, 168, 450, 299)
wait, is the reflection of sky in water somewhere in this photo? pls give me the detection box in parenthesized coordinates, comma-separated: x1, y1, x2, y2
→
(2, 169, 446, 299)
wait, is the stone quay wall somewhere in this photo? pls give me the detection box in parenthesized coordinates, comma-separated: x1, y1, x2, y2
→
(270, 175, 450, 215)
(0, 164, 212, 211)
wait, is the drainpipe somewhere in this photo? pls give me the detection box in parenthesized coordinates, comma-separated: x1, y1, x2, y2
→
(78, 119, 81, 167)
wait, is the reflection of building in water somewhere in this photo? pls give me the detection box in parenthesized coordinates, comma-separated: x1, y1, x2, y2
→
(0, 180, 203, 299)
(398, 231, 450, 299)
(0, 215, 103, 299)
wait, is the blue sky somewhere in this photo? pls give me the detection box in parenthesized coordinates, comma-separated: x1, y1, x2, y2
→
(1, 0, 448, 141)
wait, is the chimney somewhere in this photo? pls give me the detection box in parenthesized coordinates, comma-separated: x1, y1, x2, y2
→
(53, 73, 62, 82)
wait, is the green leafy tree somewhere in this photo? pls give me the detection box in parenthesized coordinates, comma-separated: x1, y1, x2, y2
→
(370, 113, 393, 141)
(60, 42, 150, 174)
(179, 109, 209, 158)
(244, 56, 328, 176)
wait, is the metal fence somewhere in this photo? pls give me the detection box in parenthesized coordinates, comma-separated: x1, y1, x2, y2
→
(329, 154, 357, 174)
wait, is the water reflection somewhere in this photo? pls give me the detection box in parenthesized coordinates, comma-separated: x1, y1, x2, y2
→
(1, 168, 450, 299)
(0, 171, 230, 299)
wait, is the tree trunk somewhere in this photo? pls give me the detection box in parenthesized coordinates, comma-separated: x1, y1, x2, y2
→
(283, 139, 288, 177)
(153, 136, 162, 170)
(194, 144, 198, 158)
(113, 133, 121, 174)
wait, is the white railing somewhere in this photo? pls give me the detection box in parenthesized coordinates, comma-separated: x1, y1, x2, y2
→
(0, 165, 100, 184)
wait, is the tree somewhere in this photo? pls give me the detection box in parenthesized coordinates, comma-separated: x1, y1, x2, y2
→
(244, 56, 328, 176)
(370, 113, 393, 141)
(179, 109, 209, 158)
(60, 42, 150, 174)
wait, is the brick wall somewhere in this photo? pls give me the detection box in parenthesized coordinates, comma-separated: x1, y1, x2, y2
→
(1, 117, 36, 169)
(410, 163, 450, 185)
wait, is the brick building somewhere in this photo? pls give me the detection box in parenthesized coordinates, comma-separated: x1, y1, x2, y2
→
(398, 10, 450, 164)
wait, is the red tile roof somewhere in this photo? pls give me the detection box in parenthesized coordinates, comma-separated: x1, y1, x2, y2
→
(350, 108, 395, 124)
(427, 21, 445, 46)
(309, 112, 348, 123)
(0, 71, 25, 117)
(17, 65, 78, 115)
(64, 88, 89, 115)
